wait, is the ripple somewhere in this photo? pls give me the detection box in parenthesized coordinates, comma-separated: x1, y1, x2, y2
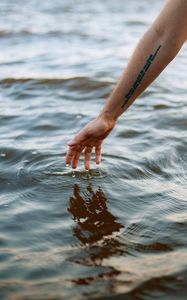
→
(127, 268, 187, 300)
(44, 167, 108, 180)
(153, 103, 171, 110)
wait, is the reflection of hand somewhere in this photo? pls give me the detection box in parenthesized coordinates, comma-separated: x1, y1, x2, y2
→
(66, 114, 116, 170)
(68, 184, 123, 245)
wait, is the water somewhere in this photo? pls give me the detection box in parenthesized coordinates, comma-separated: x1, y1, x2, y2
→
(0, 0, 187, 299)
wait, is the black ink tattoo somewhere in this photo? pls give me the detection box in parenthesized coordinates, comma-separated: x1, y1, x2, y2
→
(121, 44, 162, 109)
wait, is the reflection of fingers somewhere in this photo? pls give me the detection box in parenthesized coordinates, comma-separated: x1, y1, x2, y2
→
(66, 147, 76, 165)
(95, 145, 102, 164)
(84, 146, 93, 170)
(87, 183, 93, 194)
(72, 147, 84, 169)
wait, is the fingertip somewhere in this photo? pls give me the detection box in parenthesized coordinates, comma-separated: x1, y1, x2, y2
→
(65, 155, 72, 164)
(72, 161, 78, 169)
(95, 156, 101, 165)
(85, 160, 90, 170)
(65, 158, 70, 165)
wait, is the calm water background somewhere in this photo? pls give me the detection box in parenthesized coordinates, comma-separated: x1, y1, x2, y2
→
(0, 0, 187, 299)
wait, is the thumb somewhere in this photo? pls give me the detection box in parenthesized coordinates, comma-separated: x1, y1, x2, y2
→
(68, 135, 83, 146)
(68, 129, 89, 146)
(68, 139, 77, 146)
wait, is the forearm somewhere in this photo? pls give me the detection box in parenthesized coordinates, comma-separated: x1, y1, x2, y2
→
(100, 27, 184, 122)
(98, 0, 187, 123)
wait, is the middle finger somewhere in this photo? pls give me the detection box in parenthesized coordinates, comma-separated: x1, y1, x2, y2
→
(84, 146, 93, 170)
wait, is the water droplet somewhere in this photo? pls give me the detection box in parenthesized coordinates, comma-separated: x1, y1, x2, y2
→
(23, 160, 29, 164)
(66, 164, 70, 167)
(32, 151, 37, 155)
(0, 153, 6, 157)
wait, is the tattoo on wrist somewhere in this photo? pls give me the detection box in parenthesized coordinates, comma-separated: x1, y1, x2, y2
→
(121, 44, 162, 109)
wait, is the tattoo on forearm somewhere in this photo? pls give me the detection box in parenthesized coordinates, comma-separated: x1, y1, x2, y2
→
(121, 44, 162, 109)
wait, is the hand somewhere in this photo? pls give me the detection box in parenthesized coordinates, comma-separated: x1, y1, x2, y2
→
(65, 113, 116, 170)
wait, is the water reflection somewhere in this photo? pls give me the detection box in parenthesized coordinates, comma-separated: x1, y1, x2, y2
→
(68, 184, 125, 287)
(68, 184, 124, 245)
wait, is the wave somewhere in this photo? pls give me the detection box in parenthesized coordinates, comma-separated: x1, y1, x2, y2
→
(0, 29, 93, 39)
(0, 76, 112, 90)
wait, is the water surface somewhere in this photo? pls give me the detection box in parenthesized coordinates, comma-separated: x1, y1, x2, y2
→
(0, 0, 187, 299)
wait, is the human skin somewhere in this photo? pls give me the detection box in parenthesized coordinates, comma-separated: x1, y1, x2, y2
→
(66, 0, 187, 170)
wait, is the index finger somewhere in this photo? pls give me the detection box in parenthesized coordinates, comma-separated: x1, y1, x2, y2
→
(65, 146, 77, 165)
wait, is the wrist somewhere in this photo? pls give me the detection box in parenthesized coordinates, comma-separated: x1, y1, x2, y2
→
(98, 109, 118, 128)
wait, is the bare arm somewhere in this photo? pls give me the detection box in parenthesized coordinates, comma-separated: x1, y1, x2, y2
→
(66, 0, 187, 170)
(100, 0, 187, 121)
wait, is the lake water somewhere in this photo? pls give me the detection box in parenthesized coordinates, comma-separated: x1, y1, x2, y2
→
(0, 0, 187, 299)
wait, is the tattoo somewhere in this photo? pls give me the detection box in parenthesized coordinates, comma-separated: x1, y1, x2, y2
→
(121, 44, 162, 109)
